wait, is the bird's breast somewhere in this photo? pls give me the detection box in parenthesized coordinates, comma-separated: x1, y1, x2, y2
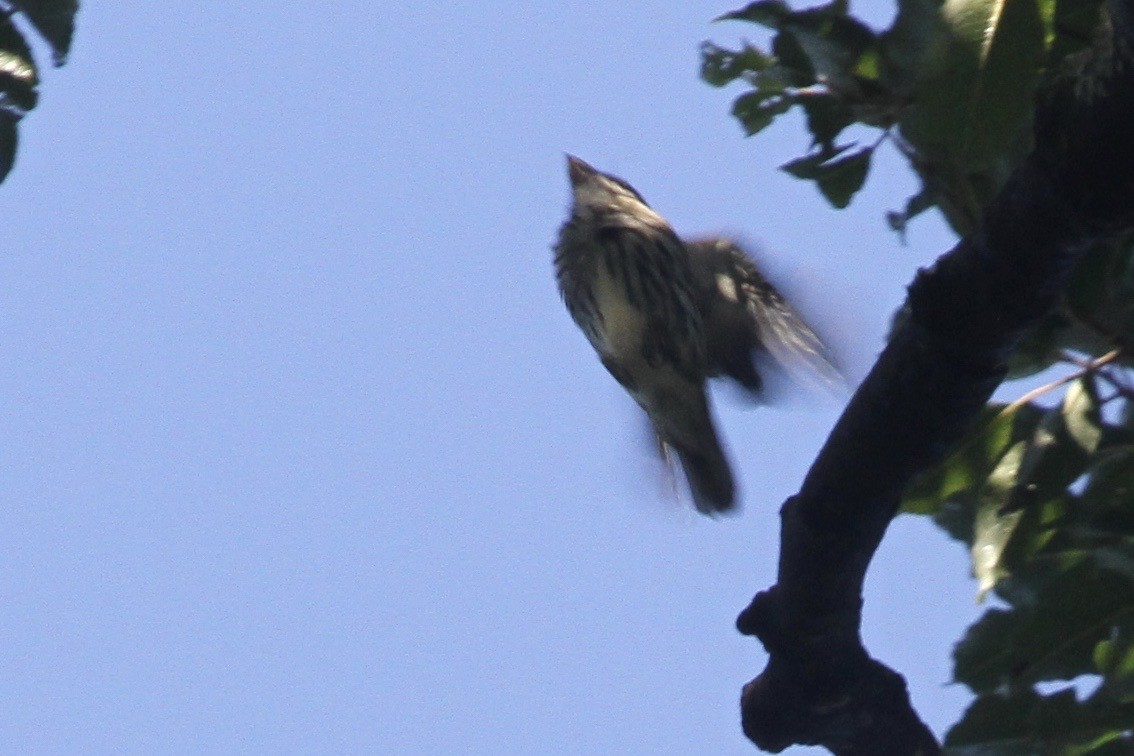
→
(591, 261, 647, 361)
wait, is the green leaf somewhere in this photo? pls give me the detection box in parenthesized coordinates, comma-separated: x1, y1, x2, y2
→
(1060, 323, 1122, 365)
(1064, 376, 1103, 455)
(779, 144, 871, 208)
(947, 687, 1075, 750)
(1079, 447, 1134, 523)
(814, 147, 871, 207)
(772, 28, 817, 84)
(954, 560, 1134, 692)
(972, 441, 1028, 598)
(854, 46, 882, 81)
(715, 0, 793, 27)
(1005, 404, 1093, 522)
(723, 2, 879, 93)
(1045, 0, 1106, 66)
(1091, 539, 1134, 584)
(779, 143, 853, 178)
(799, 94, 855, 149)
(732, 89, 795, 136)
(903, 402, 1044, 520)
(1092, 628, 1134, 699)
(879, 0, 941, 95)
(11, 0, 79, 66)
(1006, 310, 1071, 379)
(785, 14, 878, 92)
(1092, 626, 1134, 683)
(1063, 236, 1134, 347)
(699, 41, 775, 87)
(900, 0, 1046, 170)
(1094, 636, 1118, 674)
(947, 687, 1134, 751)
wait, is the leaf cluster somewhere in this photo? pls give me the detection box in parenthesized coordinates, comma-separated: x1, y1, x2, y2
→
(903, 372, 1134, 750)
(897, 224, 1134, 754)
(0, 0, 78, 183)
(703, 2, 1134, 749)
(701, 0, 1104, 232)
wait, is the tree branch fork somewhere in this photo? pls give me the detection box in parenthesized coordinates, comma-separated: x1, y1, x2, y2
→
(737, 2, 1134, 752)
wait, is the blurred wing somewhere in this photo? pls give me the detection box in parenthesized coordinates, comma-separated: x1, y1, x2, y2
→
(688, 237, 844, 396)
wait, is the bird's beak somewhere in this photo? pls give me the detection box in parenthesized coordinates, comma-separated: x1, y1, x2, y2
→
(566, 154, 595, 187)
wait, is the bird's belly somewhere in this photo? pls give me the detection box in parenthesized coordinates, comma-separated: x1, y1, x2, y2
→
(591, 264, 646, 360)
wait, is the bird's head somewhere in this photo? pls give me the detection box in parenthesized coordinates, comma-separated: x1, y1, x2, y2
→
(564, 154, 652, 220)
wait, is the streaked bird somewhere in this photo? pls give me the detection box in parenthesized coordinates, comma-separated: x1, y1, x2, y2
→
(553, 155, 837, 515)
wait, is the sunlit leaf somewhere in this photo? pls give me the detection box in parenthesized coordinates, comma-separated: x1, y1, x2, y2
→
(1007, 406, 1091, 516)
(1064, 377, 1103, 455)
(972, 441, 1028, 598)
(902, 402, 1044, 522)
(900, 0, 1046, 169)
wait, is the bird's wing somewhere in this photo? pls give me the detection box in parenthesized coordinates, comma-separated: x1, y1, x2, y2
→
(689, 237, 844, 396)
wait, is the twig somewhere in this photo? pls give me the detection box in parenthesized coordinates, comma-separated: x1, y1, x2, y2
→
(1007, 349, 1121, 409)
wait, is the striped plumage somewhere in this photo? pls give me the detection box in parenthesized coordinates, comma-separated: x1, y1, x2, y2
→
(688, 237, 842, 399)
(553, 156, 840, 516)
(554, 155, 734, 514)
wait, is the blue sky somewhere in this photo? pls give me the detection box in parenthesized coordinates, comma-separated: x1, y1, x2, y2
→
(0, 3, 982, 753)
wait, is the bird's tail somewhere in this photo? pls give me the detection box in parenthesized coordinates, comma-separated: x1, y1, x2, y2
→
(646, 380, 737, 515)
(660, 410, 735, 516)
(675, 437, 735, 515)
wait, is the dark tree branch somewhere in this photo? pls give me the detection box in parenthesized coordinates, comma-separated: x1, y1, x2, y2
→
(737, 1, 1134, 752)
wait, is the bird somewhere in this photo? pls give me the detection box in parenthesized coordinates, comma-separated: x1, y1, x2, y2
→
(553, 155, 838, 515)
